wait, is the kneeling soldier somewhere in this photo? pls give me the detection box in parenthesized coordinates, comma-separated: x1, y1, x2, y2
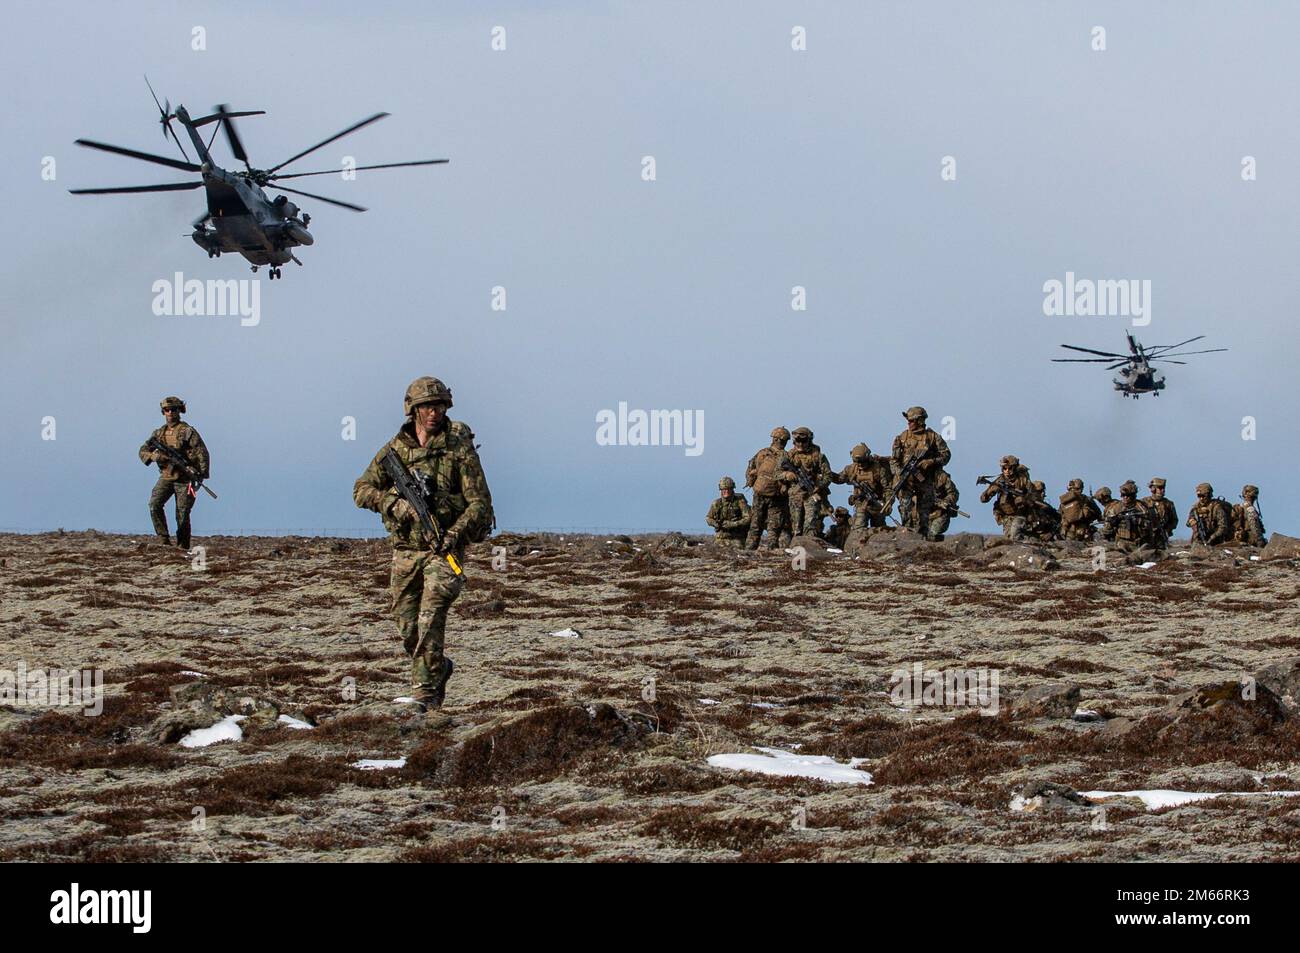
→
(707, 477, 751, 546)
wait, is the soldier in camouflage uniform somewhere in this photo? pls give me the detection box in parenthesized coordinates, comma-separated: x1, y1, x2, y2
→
(926, 469, 961, 541)
(1185, 482, 1232, 545)
(1232, 485, 1266, 547)
(706, 477, 751, 546)
(979, 454, 1033, 540)
(1093, 486, 1113, 511)
(1058, 478, 1102, 541)
(830, 443, 892, 537)
(890, 407, 952, 539)
(1023, 480, 1062, 541)
(138, 396, 210, 550)
(824, 507, 851, 549)
(779, 427, 833, 538)
(745, 427, 792, 550)
(1101, 480, 1157, 549)
(353, 377, 493, 710)
(1141, 478, 1177, 549)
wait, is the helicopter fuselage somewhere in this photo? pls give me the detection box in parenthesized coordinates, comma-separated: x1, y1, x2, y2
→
(190, 165, 313, 267)
(1112, 360, 1165, 397)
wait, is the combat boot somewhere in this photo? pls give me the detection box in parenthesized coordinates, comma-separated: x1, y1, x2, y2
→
(429, 657, 455, 708)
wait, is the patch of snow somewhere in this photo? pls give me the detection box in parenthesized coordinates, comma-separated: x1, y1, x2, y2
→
(1137, 562, 1158, 569)
(1250, 556, 1261, 562)
(750, 701, 781, 709)
(1072, 708, 1102, 722)
(393, 696, 420, 705)
(179, 671, 206, 678)
(180, 715, 245, 748)
(826, 548, 843, 554)
(352, 758, 406, 770)
(698, 698, 720, 706)
(529, 549, 541, 555)
(708, 747, 872, 786)
(1082, 789, 1300, 810)
(277, 714, 314, 730)
(550, 627, 582, 638)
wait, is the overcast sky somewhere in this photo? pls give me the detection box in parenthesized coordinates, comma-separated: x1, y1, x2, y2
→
(2, 1, 1297, 536)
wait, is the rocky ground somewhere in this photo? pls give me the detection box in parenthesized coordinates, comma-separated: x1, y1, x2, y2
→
(2, 528, 1300, 863)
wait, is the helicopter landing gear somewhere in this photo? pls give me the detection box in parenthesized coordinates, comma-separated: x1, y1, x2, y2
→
(250, 265, 258, 273)
(269, 266, 282, 280)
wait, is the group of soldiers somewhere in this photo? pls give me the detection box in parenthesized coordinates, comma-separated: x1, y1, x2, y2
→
(706, 405, 1268, 552)
(977, 457, 1266, 550)
(708, 406, 962, 549)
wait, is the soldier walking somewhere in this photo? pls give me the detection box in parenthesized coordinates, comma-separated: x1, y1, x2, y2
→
(830, 442, 892, 541)
(780, 427, 833, 538)
(138, 396, 209, 550)
(745, 427, 793, 550)
(890, 406, 951, 539)
(978, 454, 1033, 540)
(353, 377, 493, 711)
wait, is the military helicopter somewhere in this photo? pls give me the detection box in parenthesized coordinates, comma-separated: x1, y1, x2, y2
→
(69, 79, 447, 278)
(1052, 331, 1226, 398)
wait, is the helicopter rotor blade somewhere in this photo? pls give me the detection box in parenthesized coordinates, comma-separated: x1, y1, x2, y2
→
(1151, 348, 1228, 358)
(74, 139, 200, 173)
(143, 78, 193, 164)
(1147, 335, 1205, 353)
(1059, 344, 1128, 358)
(265, 113, 389, 175)
(1151, 359, 1188, 365)
(268, 158, 449, 181)
(69, 181, 204, 195)
(189, 110, 266, 128)
(1050, 357, 1123, 363)
(213, 105, 251, 168)
(268, 184, 367, 212)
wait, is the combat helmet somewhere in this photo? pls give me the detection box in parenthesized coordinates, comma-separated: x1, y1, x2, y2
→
(1093, 486, 1112, 503)
(404, 377, 453, 416)
(160, 396, 186, 413)
(770, 426, 790, 442)
(833, 506, 849, 518)
(718, 476, 736, 491)
(1149, 477, 1167, 489)
(902, 406, 927, 421)
(1242, 484, 1259, 499)
(1196, 482, 1213, 496)
(1000, 454, 1020, 468)
(850, 442, 870, 462)
(1067, 478, 1084, 491)
(1119, 480, 1138, 497)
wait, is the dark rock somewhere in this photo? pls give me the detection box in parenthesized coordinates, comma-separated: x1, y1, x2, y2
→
(1013, 682, 1081, 719)
(980, 544, 1059, 572)
(409, 703, 654, 786)
(1263, 533, 1300, 561)
(1252, 658, 1300, 714)
(146, 706, 222, 743)
(1018, 779, 1091, 809)
(787, 535, 833, 561)
(942, 533, 986, 558)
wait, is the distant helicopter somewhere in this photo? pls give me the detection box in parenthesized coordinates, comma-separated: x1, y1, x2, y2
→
(1052, 331, 1226, 398)
(69, 79, 447, 278)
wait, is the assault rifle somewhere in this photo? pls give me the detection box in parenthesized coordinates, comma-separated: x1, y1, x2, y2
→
(880, 447, 932, 514)
(936, 501, 971, 519)
(976, 474, 1028, 498)
(380, 448, 463, 577)
(780, 458, 818, 495)
(1191, 508, 1210, 543)
(146, 436, 216, 499)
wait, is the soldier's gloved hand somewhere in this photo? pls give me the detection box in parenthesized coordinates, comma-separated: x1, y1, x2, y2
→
(389, 498, 418, 525)
(151, 451, 167, 464)
(437, 531, 461, 555)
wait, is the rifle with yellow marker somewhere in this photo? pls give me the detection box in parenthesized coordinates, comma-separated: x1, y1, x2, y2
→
(381, 448, 464, 577)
